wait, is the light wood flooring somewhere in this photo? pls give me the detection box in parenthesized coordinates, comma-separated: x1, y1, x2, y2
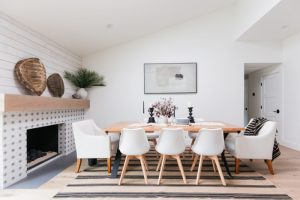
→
(0, 145, 300, 200)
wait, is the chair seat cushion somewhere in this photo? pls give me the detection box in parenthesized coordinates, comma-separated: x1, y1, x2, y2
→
(225, 134, 238, 156)
(188, 132, 198, 139)
(146, 132, 160, 139)
(225, 139, 235, 153)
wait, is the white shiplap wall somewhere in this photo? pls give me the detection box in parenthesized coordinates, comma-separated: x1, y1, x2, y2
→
(0, 12, 82, 97)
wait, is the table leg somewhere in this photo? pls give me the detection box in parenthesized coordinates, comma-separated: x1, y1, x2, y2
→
(222, 131, 240, 178)
(221, 151, 232, 178)
(111, 148, 122, 178)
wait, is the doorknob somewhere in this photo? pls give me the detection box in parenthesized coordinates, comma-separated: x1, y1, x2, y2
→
(273, 109, 280, 114)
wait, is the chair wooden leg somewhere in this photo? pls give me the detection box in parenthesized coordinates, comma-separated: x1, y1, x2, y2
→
(157, 155, 166, 185)
(191, 155, 199, 171)
(174, 155, 187, 184)
(181, 152, 185, 159)
(118, 155, 130, 185)
(156, 155, 162, 171)
(191, 139, 195, 159)
(212, 156, 226, 186)
(142, 155, 149, 171)
(212, 160, 216, 172)
(75, 159, 82, 173)
(235, 158, 240, 174)
(151, 139, 159, 158)
(107, 157, 111, 174)
(266, 160, 274, 175)
(137, 155, 148, 184)
(190, 138, 195, 150)
(195, 155, 204, 185)
(152, 138, 157, 146)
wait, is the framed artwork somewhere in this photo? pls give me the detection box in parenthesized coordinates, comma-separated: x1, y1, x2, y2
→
(144, 62, 197, 94)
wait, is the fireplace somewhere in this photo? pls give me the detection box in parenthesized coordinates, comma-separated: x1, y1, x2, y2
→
(27, 124, 60, 170)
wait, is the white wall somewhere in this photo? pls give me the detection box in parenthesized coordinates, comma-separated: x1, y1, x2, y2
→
(0, 12, 81, 97)
(235, 0, 281, 39)
(281, 31, 300, 150)
(83, 6, 282, 127)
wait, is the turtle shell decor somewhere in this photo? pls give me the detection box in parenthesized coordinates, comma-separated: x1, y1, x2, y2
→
(15, 58, 47, 96)
(47, 73, 65, 97)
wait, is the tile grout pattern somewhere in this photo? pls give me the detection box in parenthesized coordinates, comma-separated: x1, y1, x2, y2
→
(0, 109, 84, 188)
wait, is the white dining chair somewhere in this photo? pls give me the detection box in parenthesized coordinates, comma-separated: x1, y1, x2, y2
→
(119, 128, 150, 185)
(156, 128, 187, 185)
(72, 119, 119, 174)
(191, 128, 226, 186)
(188, 118, 205, 146)
(225, 120, 277, 174)
(188, 118, 205, 160)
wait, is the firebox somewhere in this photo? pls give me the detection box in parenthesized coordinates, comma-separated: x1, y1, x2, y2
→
(27, 124, 59, 170)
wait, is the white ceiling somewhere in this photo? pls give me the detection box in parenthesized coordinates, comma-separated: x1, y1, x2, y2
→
(0, 0, 235, 56)
(239, 0, 300, 41)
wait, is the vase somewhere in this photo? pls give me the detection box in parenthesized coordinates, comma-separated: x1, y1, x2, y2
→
(158, 116, 168, 124)
(76, 88, 88, 99)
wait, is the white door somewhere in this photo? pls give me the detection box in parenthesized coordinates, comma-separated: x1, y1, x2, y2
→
(261, 72, 281, 140)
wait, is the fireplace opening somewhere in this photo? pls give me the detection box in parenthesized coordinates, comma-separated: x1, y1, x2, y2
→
(27, 124, 60, 170)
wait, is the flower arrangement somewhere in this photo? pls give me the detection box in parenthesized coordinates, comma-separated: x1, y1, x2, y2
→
(152, 97, 175, 118)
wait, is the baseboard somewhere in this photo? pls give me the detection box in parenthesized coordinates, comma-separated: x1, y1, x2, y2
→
(280, 140, 300, 151)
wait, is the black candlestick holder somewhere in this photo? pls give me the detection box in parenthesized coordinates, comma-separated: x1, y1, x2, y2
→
(188, 107, 195, 123)
(148, 107, 156, 123)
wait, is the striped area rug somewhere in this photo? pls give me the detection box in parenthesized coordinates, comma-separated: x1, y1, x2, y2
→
(54, 149, 291, 199)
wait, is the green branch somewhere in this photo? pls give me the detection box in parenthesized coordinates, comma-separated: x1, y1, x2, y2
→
(64, 68, 106, 88)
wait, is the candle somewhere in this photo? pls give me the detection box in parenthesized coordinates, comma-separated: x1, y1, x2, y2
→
(143, 101, 144, 114)
(187, 102, 192, 108)
(173, 106, 176, 117)
(149, 103, 153, 108)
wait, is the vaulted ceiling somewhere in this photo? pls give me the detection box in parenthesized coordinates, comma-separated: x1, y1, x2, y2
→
(238, 0, 300, 41)
(0, 0, 235, 56)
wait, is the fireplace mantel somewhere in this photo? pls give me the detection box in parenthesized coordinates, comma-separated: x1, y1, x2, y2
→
(0, 93, 90, 112)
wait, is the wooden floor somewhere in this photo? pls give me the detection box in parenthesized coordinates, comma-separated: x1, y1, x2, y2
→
(0, 145, 300, 200)
(243, 146, 300, 200)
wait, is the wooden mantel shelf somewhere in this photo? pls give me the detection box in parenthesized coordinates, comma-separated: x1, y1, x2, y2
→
(0, 94, 90, 112)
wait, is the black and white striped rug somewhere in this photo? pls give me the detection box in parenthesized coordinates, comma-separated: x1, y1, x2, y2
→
(53, 149, 291, 199)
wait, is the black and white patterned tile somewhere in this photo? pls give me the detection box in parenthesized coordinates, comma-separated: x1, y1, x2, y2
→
(0, 109, 85, 188)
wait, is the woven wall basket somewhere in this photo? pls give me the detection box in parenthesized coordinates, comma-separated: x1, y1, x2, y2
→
(47, 73, 65, 97)
(15, 58, 47, 96)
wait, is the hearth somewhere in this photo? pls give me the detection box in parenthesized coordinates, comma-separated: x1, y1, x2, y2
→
(27, 124, 60, 170)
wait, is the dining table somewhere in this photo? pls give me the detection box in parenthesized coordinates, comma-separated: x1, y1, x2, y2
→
(104, 121, 245, 179)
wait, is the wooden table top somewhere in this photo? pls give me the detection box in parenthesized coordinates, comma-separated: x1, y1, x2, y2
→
(104, 121, 245, 133)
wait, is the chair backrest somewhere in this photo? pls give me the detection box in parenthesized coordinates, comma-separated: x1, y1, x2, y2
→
(156, 128, 186, 155)
(192, 128, 224, 156)
(72, 119, 110, 158)
(257, 121, 277, 137)
(72, 119, 105, 137)
(245, 119, 276, 137)
(119, 128, 150, 155)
